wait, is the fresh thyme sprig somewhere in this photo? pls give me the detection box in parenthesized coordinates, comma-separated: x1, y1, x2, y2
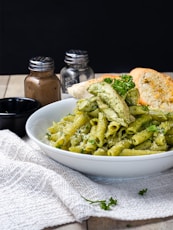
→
(138, 188, 148, 196)
(82, 196, 118, 210)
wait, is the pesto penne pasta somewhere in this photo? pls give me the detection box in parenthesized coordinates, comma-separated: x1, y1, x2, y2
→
(149, 109, 167, 122)
(120, 149, 162, 156)
(125, 88, 140, 106)
(117, 127, 127, 139)
(64, 111, 89, 135)
(105, 121, 121, 138)
(154, 133, 167, 146)
(95, 112, 107, 147)
(150, 141, 168, 151)
(167, 112, 173, 120)
(96, 97, 127, 126)
(69, 146, 84, 153)
(159, 120, 173, 134)
(126, 114, 152, 134)
(107, 139, 131, 156)
(77, 97, 97, 112)
(47, 81, 173, 156)
(132, 129, 153, 146)
(84, 125, 97, 153)
(93, 147, 108, 156)
(107, 133, 119, 148)
(54, 111, 89, 148)
(129, 105, 149, 116)
(90, 118, 98, 126)
(89, 108, 99, 117)
(134, 140, 152, 150)
(165, 134, 173, 145)
(166, 128, 173, 135)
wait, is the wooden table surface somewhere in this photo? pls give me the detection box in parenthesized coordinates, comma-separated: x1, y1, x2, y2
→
(1, 73, 173, 230)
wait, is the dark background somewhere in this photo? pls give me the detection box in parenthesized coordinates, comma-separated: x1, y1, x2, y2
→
(0, 0, 173, 74)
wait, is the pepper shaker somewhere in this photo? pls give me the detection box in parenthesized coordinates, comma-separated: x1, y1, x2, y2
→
(24, 56, 61, 106)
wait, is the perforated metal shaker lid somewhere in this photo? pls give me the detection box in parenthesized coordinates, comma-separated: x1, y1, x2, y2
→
(64, 50, 89, 64)
(28, 56, 55, 71)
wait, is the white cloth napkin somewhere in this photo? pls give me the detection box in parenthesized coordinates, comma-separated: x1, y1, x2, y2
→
(1, 129, 173, 230)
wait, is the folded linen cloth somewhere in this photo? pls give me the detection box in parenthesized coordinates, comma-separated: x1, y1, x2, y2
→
(1, 129, 173, 230)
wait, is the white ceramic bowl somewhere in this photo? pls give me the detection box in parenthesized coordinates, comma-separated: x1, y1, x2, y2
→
(26, 98, 173, 178)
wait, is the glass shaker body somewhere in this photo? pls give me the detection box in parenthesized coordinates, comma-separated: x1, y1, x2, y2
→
(60, 50, 95, 94)
(24, 56, 61, 106)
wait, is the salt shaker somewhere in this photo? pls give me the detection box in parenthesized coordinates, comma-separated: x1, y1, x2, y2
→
(24, 56, 61, 106)
(60, 49, 95, 94)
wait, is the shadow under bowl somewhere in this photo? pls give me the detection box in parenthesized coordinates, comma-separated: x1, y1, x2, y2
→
(0, 97, 41, 137)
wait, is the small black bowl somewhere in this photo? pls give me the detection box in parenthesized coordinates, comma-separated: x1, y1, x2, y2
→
(0, 97, 41, 137)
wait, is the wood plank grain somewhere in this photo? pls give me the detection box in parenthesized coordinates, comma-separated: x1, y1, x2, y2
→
(5, 74, 26, 97)
(44, 222, 87, 230)
(87, 216, 173, 230)
(0, 75, 10, 98)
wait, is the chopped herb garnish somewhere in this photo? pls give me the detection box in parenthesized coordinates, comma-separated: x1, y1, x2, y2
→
(46, 132, 51, 140)
(82, 196, 118, 210)
(104, 78, 113, 84)
(147, 125, 158, 132)
(104, 74, 135, 96)
(138, 188, 148, 196)
(88, 139, 95, 145)
(142, 105, 149, 111)
(147, 125, 165, 134)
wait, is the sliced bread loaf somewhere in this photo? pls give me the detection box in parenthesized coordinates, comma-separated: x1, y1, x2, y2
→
(130, 67, 173, 111)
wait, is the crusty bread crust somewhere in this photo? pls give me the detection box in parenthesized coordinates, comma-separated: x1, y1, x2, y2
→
(67, 74, 120, 99)
(130, 67, 173, 111)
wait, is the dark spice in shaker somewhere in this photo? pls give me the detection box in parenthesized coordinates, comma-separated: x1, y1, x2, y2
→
(24, 56, 61, 106)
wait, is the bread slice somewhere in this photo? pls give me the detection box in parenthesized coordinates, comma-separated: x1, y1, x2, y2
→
(130, 67, 173, 111)
(67, 74, 120, 99)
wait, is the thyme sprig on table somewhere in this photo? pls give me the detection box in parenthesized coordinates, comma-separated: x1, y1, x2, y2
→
(82, 196, 118, 210)
(138, 188, 148, 196)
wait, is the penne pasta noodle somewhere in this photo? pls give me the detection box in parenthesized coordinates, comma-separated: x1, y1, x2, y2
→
(120, 149, 162, 156)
